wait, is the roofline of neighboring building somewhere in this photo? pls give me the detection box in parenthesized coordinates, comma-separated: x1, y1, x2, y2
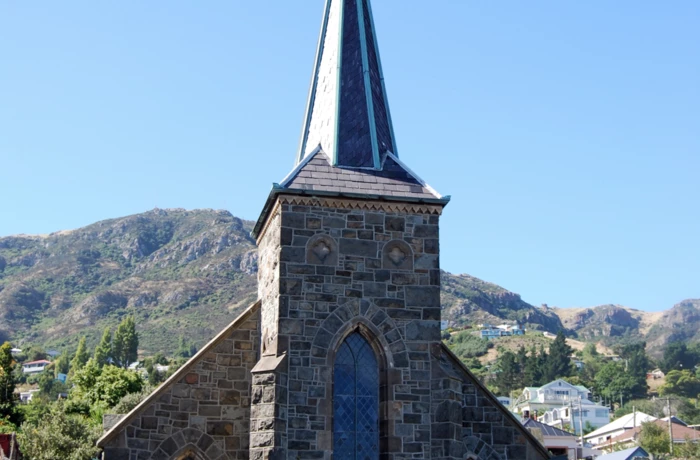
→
(584, 412, 657, 440)
(22, 360, 51, 365)
(440, 344, 552, 460)
(251, 185, 451, 240)
(96, 300, 261, 448)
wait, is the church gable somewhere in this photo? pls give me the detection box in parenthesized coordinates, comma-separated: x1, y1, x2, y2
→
(98, 302, 261, 460)
(433, 345, 552, 460)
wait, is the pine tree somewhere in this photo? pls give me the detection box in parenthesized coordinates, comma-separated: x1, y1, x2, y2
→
(70, 337, 89, 373)
(93, 327, 112, 368)
(53, 353, 71, 377)
(112, 316, 138, 368)
(495, 351, 521, 395)
(545, 330, 574, 382)
(0, 342, 20, 426)
(524, 345, 544, 386)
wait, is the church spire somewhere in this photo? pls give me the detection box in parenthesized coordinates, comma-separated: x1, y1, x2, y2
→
(296, 0, 398, 169)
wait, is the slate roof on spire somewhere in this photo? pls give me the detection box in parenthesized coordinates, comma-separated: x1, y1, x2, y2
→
(297, 0, 398, 169)
(252, 0, 449, 239)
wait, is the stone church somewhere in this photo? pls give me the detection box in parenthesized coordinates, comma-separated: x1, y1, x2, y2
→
(97, 0, 551, 459)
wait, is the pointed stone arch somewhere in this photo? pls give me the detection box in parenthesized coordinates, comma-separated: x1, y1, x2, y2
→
(311, 306, 407, 458)
(311, 298, 405, 369)
(150, 428, 219, 460)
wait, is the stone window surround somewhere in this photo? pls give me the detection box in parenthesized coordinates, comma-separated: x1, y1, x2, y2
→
(322, 316, 399, 455)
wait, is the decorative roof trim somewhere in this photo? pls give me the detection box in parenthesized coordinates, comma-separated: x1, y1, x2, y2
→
(277, 194, 444, 214)
(385, 152, 447, 200)
(253, 191, 447, 242)
(96, 301, 261, 448)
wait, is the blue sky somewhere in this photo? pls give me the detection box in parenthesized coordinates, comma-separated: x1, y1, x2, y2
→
(1, 1, 698, 312)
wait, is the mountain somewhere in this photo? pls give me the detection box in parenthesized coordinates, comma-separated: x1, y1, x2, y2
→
(440, 274, 564, 332)
(644, 300, 700, 357)
(0, 209, 695, 358)
(551, 301, 700, 359)
(552, 305, 662, 341)
(0, 209, 259, 354)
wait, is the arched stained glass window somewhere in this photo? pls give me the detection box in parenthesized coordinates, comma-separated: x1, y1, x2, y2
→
(333, 332, 379, 459)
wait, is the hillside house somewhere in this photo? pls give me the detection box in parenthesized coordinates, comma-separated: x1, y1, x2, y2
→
(481, 328, 509, 340)
(647, 368, 664, 379)
(21, 360, 50, 374)
(514, 379, 610, 432)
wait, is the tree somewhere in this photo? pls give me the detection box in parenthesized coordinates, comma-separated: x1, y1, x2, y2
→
(54, 353, 71, 377)
(93, 327, 112, 368)
(620, 342, 651, 388)
(595, 361, 644, 408)
(638, 421, 669, 457)
(661, 342, 697, 373)
(37, 371, 69, 400)
(72, 360, 143, 407)
(17, 402, 101, 460)
(495, 351, 522, 395)
(112, 316, 138, 368)
(524, 345, 545, 387)
(0, 342, 20, 426)
(70, 337, 89, 373)
(660, 369, 700, 399)
(544, 330, 574, 382)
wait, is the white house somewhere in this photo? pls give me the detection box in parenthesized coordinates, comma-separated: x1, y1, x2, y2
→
(21, 360, 51, 374)
(584, 411, 657, 446)
(513, 379, 610, 432)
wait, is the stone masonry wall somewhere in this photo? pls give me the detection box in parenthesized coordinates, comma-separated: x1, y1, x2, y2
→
(430, 347, 550, 460)
(253, 196, 444, 459)
(101, 306, 260, 460)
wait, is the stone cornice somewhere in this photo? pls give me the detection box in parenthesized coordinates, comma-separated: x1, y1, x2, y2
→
(254, 194, 443, 244)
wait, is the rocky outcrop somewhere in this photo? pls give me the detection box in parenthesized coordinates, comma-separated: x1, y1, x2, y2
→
(441, 273, 565, 333)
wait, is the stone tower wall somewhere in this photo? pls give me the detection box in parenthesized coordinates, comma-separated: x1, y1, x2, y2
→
(251, 195, 445, 459)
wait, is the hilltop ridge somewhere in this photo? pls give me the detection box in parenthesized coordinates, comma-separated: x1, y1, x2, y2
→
(0, 209, 696, 358)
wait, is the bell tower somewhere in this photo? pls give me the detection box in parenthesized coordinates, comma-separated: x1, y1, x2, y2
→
(250, 0, 449, 458)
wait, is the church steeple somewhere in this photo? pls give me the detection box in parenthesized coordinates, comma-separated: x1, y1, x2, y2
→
(297, 0, 397, 169)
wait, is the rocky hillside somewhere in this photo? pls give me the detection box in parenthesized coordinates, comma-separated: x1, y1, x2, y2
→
(0, 209, 695, 358)
(553, 305, 662, 340)
(440, 274, 564, 332)
(0, 209, 259, 354)
(644, 300, 700, 357)
(551, 301, 700, 359)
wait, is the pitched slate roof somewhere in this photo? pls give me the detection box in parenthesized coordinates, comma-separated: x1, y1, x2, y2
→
(297, 0, 397, 169)
(283, 150, 439, 200)
(522, 418, 576, 437)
